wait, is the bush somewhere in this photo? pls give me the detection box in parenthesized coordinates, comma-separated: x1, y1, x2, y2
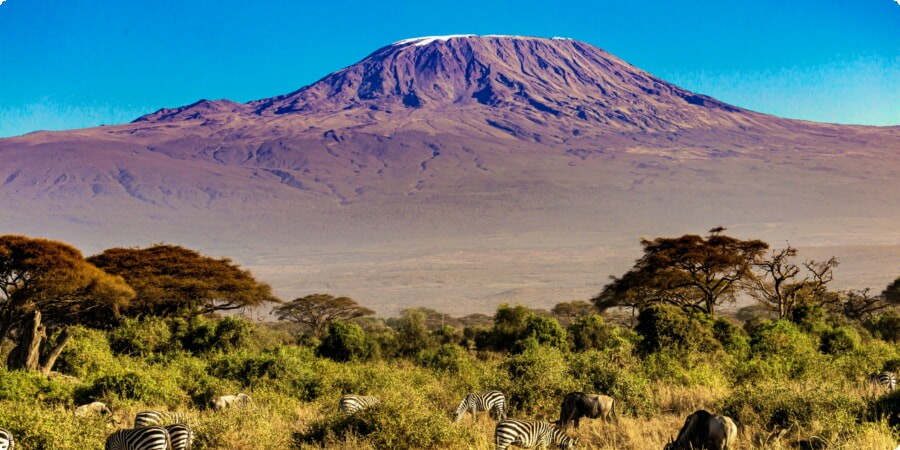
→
(416, 343, 472, 373)
(502, 345, 577, 415)
(108, 317, 174, 356)
(519, 315, 567, 351)
(318, 320, 374, 362)
(721, 383, 864, 432)
(713, 317, 750, 358)
(567, 315, 631, 353)
(76, 370, 184, 406)
(866, 312, 900, 343)
(0, 368, 78, 405)
(55, 326, 119, 380)
(634, 305, 720, 356)
(745, 320, 820, 381)
(180, 316, 254, 354)
(820, 326, 860, 355)
(568, 350, 654, 417)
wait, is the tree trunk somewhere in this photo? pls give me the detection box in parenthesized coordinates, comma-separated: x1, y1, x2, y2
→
(39, 327, 72, 376)
(7, 310, 46, 371)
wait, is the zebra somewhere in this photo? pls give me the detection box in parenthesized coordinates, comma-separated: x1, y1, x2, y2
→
(105, 426, 171, 450)
(454, 390, 507, 422)
(0, 428, 14, 450)
(339, 394, 380, 415)
(165, 424, 194, 450)
(494, 418, 577, 450)
(134, 410, 190, 427)
(868, 371, 898, 391)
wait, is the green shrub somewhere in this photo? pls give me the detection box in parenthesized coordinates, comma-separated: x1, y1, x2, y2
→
(634, 305, 720, 356)
(866, 312, 900, 343)
(519, 315, 567, 351)
(416, 343, 472, 373)
(0, 368, 79, 405)
(55, 326, 119, 380)
(0, 400, 107, 448)
(318, 320, 374, 362)
(108, 317, 174, 356)
(568, 350, 654, 417)
(76, 370, 184, 406)
(502, 345, 577, 415)
(713, 317, 750, 358)
(820, 326, 860, 355)
(721, 383, 864, 432)
(567, 315, 631, 353)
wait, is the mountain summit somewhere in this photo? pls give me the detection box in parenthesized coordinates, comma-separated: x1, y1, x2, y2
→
(138, 35, 753, 136)
(1, 35, 898, 314)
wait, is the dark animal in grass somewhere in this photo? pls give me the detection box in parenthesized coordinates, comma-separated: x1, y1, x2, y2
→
(555, 392, 616, 429)
(663, 409, 737, 450)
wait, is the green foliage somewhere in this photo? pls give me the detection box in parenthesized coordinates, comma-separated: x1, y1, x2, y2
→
(108, 317, 174, 356)
(865, 311, 900, 342)
(181, 316, 254, 354)
(0, 400, 107, 449)
(318, 320, 374, 362)
(568, 350, 654, 417)
(76, 370, 184, 406)
(567, 315, 632, 353)
(820, 326, 860, 355)
(712, 317, 750, 358)
(55, 326, 119, 379)
(745, 320, 820, 380)
(520, 315, 568, 351)
(721, 383, 864, 432)
(0, 368, 79, 405)
(502, 345, 577, 414)
(393, 309, 435, 357)
(634, 304, 721, 356)
(416, 343, 472, 373)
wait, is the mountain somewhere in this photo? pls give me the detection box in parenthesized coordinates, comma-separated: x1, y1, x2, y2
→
(2, 35, 899, 315)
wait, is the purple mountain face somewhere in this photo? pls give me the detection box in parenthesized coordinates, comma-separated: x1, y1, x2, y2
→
(2, 35, 899, 314)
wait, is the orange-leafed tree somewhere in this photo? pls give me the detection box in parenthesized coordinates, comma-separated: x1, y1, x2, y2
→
(0, 235, 134, 374)
(88, 244, 278, 318)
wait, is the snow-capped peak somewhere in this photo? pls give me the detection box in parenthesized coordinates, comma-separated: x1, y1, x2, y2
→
(393, 35, 477, 47)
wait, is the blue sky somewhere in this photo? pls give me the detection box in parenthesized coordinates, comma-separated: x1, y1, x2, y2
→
(0, 0, 897, 137)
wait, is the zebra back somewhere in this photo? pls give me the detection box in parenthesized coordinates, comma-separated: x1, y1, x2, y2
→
(165, 424, 193, 450)
(495, 418, 576, 450)
(135, 410, 190, 427)
(869, 371, 898, 390)
(454, 390, 507, 421)
(0, 428, 14, 450)
(339, 395, 380, 415)
(105, 426, 171, 450)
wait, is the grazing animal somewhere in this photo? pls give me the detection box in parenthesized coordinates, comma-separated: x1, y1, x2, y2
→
(105, 426, 171, 450)
(868, 371, 898, 391)
(556, 392, 615, 429)
(75, 401, 112, 417)
(134, 410, 190, 427)
(0, 428, 14, 450)
(165, 424, 194, 450)
(664, 409, 738, 450)
(211, 393, 253, 411)
(454, 390, 508, 422)
(339, 394, 380, 415)
(494, 419, 577, 450)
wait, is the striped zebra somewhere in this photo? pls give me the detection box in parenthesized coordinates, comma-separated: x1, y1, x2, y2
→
(339, 394, 380, 415)
(0, 428, 14, 450)
(105, 426, 171, 450)
(869, 371, 898, 391)
(134, 410, 190, 427)
(494, 419, 578, 450)
(165, 424, 193, 450)
(454, 390, 507, 422)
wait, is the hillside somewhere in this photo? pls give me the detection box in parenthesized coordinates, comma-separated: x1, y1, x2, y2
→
(1, 35, 899, 314)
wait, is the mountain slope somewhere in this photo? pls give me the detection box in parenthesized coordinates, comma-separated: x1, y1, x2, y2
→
(2, 35, 899, 314)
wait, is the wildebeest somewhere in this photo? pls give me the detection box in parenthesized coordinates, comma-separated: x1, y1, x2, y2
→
(664, 409, 737, 450)
(556, 392, 615, 429)
(74, 401, 112, 417)
(211, 393, 252, 411)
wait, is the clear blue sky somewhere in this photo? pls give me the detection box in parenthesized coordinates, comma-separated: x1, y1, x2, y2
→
(1, 0, 898, 137)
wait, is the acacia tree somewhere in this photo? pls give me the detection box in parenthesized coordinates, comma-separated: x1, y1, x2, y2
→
(593, 227, 769, 317)
(273, 294, 374, 337)
(750, 246, 839, 319)
(0, 235, 134, 374)
(87, 244, 278, 318)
